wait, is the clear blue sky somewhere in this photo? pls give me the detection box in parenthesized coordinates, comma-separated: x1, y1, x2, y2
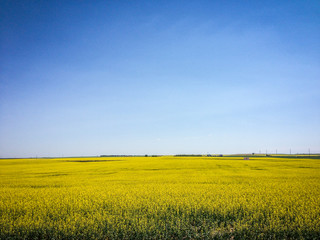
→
(1, 0, 319, 157)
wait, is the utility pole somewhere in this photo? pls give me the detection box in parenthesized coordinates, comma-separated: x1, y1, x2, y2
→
(309, 148, 310, 157)
(276, 149, 277, 155)
(290, 148, 291, 155)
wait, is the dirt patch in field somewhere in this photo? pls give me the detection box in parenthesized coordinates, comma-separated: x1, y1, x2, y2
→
(64, 159, 124, 163)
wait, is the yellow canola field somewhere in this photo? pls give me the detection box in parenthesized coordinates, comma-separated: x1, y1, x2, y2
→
(0, 156, 319, 239)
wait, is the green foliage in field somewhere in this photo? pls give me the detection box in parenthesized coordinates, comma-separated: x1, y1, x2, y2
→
(0, 156, 319, 239)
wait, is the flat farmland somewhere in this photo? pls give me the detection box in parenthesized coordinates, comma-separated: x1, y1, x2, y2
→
(0, 156, 319, 239)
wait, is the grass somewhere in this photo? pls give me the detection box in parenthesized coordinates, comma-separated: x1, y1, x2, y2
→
(0, 155, 319, 239)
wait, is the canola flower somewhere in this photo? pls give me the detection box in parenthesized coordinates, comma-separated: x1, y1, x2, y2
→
(0, 156, 319, 239)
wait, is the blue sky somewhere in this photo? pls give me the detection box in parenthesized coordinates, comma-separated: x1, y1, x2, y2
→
(1, 0, 319, 157)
